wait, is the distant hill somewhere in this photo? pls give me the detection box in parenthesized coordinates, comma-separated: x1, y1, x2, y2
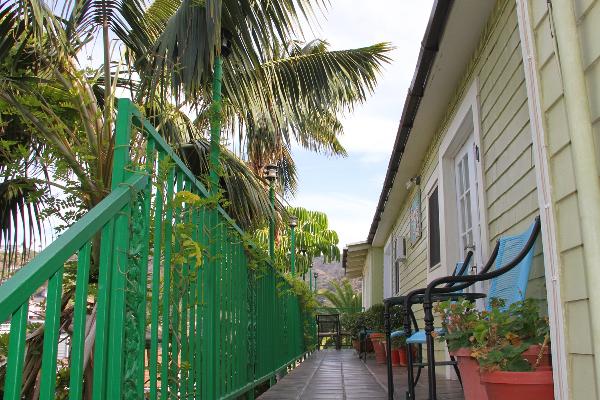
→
(310, 256, 362, 301)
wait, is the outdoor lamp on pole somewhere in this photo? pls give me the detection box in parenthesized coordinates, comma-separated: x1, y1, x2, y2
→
(313, 272, 319, 292)
(289, 216, 298, 276)
(264, 164, 278, 262)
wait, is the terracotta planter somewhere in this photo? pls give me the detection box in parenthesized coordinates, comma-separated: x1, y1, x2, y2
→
(372, 338, 387, 364)
(397, 346, 418, 366)
(449, 348, 488, 400)
(523, 344, 552, 371)
(398, 347, 408, 366)
(480, 370, 554, 400)
(391, 348, 401, 366)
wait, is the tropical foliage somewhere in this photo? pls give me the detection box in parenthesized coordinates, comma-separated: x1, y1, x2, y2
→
(254, 206, 340, 273)
(317, 278, 362, 313)
(0, 0, 391, 396)
(0, 0, 391, 274)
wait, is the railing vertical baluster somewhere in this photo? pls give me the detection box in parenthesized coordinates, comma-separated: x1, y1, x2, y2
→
(3, 303, 29, 400)
(39, 267, 65, 400)
(161, 166, 175, 399)
(227, 230, 233, 393)
(69, 243, 91, 400)
(195, 206, 205, 395)
(149, 150, 164, 400)
(187, 187, 198, 397)
(217, 221, 224, 397)
(169, 173, 183, 396)
(92, 219, 116, 400)
(179, 178, 191, 399)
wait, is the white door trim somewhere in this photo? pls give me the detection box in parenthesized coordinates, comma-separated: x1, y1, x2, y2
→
(435, 80, 489, 285)
(516, 1, 569, 398)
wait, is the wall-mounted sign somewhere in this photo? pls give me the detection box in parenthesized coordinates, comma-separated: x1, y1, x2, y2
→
(409, 190, 421, 245)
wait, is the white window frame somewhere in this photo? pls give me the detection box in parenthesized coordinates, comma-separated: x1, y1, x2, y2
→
(430, 79, 489, 284)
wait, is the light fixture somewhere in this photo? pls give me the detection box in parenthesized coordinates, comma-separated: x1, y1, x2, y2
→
(313, 272, 318, 279)
(221, 28, 233, 58)
(264, 164, 278, 181)
(405, 175, 421, 190)
(289, 216, 298, 228)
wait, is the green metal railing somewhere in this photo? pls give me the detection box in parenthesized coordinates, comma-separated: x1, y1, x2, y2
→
(0, 99, 307, 399)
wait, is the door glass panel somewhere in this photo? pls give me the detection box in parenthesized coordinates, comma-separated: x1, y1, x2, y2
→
(456, 145, 475, 259)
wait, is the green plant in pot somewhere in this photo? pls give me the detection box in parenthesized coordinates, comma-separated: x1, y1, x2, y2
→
(470, 299, 553, 400)
(435, 299, 487, 400)
(363, 304, 386, 363)
(341, 312, 365, 352)
(390, 335, 407, 367)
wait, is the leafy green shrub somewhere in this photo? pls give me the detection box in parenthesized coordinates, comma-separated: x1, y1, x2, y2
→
(435, 298, 550, 372)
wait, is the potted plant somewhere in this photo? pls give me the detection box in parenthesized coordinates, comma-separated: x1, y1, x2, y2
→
(471, 299, 553, 399)
(391, 335, 407, 366)
(341, 312, 364, 352)
(436, 299, 488, 400)
(364, 304, 386, 363)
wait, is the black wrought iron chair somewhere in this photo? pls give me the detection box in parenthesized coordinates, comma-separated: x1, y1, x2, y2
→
(383, 251, 475, 400)
(316, 314, 341, 350)
(384, 216, 541, 400)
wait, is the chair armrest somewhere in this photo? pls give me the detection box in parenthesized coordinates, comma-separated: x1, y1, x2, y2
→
(423, 216, 541, 306)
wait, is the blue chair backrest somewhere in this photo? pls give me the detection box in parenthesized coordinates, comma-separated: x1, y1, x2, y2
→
(451, 262, 469, 294)
(486, 221, 537, 310)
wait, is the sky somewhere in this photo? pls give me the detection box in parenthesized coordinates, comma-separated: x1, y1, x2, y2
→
(288, 1, 434, 248)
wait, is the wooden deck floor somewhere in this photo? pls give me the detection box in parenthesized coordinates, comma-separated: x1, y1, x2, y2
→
(257, 349, 464, 400)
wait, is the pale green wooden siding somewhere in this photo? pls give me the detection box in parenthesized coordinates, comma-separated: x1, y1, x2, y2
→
(378, 0, 559, 377)
(477, 2, 545, 300)
(529, 0, 596, 398)
(387, 0, 544, 303)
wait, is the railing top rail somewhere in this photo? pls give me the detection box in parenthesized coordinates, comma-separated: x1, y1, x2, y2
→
(0, 174, 148, 322)
(120, 99, 265, 253)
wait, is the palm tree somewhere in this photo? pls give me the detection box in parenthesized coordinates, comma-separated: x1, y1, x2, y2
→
(0, 1, 390, 396)
(254, 206, 340, 273)
(318, 278, 362, 314)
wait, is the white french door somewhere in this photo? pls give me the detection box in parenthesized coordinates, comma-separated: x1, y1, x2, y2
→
(454, 136, 483, 275)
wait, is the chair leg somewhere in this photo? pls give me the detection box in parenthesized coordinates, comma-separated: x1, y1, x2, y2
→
(406, 343, 416, 400)
(424, 302, 437, 400)
(413, 344, 423, 386)
(449, 355, 462, 386)
(384, 303, 394, 400)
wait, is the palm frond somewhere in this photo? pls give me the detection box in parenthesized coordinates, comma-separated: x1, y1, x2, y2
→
(0, 178, 44, 279)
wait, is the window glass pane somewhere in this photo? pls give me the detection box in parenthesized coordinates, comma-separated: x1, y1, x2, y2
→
(429, 187, 441, 268)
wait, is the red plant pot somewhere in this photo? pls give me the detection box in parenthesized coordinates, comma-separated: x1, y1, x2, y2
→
(449, 348, 488, 400)
(523, 344, 552, 371)
(391, 348, 401, 366)
(398, 347, 408, 366)
(372, 338, 387, 364)
(480, 370, 554, 400)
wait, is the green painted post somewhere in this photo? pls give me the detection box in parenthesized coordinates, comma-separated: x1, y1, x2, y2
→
(209, 56, 223, 195)
(269, 180, 275, 261)
(309, 268, 312, 291)
(290, 220, 296, 276)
